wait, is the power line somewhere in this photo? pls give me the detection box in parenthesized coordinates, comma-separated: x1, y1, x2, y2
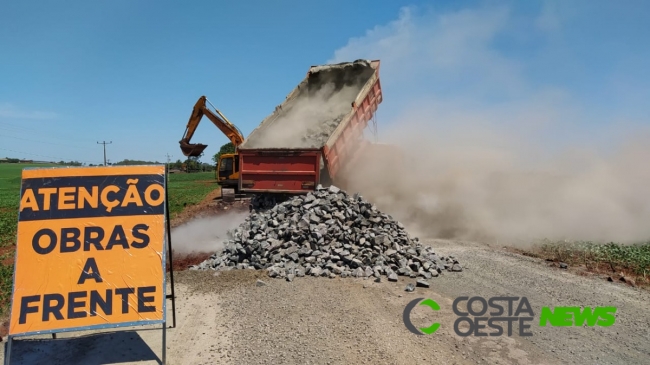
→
(97, 141, 112, 166)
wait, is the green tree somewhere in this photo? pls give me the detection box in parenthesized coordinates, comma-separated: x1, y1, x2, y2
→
(212, 142, 235, 164)
(185, 152, 204, 172)
(114, 159, 160, 166)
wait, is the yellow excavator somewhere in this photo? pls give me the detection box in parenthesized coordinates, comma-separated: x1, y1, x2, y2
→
(179, 95, 244, 192)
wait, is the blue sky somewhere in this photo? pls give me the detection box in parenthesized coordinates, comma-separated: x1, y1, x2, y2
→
(1, 0, 648, 165)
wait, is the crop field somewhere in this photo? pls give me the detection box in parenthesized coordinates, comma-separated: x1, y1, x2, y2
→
(166, 171, 218, 219)
(0, 165, 218, 317)
(538, 239, 650, 284)
(0, 164, 58, 249)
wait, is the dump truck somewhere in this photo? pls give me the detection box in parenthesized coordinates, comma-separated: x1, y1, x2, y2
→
(237, 59, 383, 194)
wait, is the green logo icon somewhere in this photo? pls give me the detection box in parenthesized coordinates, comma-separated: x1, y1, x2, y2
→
(403, 298, 441, 335)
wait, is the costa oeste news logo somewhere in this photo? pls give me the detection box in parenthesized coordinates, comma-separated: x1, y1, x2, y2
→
(403, 296, 617, 336)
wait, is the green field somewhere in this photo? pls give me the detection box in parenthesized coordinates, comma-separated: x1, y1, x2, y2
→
(0, 164, 58, 249)
(0, 164, 218, 317)
(166, 171, 218, 218)
(537, 239, 650, 281)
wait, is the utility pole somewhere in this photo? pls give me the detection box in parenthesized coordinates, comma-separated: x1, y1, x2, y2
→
(166, 153, 172, 167)
(97, 141, 112, 166)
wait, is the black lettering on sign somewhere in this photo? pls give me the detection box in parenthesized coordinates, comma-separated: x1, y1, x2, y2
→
(68, 291, 87, 319)
(18, 174, 165, 221)
(16, 287, 158, 324)
(131, 224, 150, 248)
(115, 287, 135, 314)
(42, 294, 65, 322)
(60, 227, 81, 253)
(137, 286, 156, 312)
(90, 290, 113, 316)
(77, 258, 103, 284)
(106, 225, 129, 250)
(32, 229, 57, 254)
(84, 226, 105, 251)
(31, 224, 151, 255)
(19, 295, 40, 324)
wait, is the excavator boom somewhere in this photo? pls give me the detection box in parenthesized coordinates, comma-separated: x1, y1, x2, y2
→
(179, 96, 245, 157)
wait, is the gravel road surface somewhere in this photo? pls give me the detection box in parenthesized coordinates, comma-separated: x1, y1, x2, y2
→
(3, 239, 648, 365)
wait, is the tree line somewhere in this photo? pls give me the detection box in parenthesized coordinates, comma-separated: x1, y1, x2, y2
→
(1, 141, 236, 172)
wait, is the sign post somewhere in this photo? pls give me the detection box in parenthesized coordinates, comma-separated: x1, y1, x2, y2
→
(4, 165, 174, 364)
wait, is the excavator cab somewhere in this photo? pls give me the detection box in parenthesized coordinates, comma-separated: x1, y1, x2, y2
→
(216, 153, 240, 191)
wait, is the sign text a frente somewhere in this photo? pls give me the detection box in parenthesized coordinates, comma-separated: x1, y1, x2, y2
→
(9, 165, 167, 336)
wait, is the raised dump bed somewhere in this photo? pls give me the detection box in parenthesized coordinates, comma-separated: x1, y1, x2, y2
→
(238, 59, 383, 193)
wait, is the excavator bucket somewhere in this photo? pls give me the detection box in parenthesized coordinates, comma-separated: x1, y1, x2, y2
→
(179, 140, 208, 157)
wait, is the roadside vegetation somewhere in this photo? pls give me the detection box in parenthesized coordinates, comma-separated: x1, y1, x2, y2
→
(167, 171, 217, 219)
(0, 164, 57, 249)
(534, 239, 650, 287)
(0, 164, 218, 317)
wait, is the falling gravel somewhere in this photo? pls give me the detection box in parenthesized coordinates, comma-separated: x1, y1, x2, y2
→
(191, 185, 462, 281)
(238, 60, 376, 149)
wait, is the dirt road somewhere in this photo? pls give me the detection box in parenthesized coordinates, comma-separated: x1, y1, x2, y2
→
(3, 239, 648, 365)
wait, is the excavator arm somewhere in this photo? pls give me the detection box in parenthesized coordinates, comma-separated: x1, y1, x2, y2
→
(179, 95, 245, 157)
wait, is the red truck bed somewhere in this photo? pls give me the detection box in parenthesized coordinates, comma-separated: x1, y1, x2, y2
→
(239, 149, 321, 194)
(238, 59, 382, 194)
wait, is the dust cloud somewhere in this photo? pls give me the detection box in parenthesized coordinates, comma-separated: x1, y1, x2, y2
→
(328, 5, 650, 246)
(240, 60, 375, 149)
(170, 212, 248, 254)
(341, 122, 650, 246)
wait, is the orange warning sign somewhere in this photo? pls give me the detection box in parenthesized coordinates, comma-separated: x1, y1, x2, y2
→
(8, 165, 167, 336)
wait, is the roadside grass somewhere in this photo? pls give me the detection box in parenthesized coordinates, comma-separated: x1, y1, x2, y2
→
(535, 239, 650, 287)
(0, 164, 58, 249)
(0, 166, 217, 318)
(167, 171, 218, 219)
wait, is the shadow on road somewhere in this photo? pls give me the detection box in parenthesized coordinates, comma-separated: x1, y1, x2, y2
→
(4, 330, 161, 365)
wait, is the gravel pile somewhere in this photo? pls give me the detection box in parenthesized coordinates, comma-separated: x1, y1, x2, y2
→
(249, 194, 290, 212)
(191, 185, 462, 282)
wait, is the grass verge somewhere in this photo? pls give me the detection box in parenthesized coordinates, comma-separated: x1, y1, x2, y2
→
(0, 166, 218, 318)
